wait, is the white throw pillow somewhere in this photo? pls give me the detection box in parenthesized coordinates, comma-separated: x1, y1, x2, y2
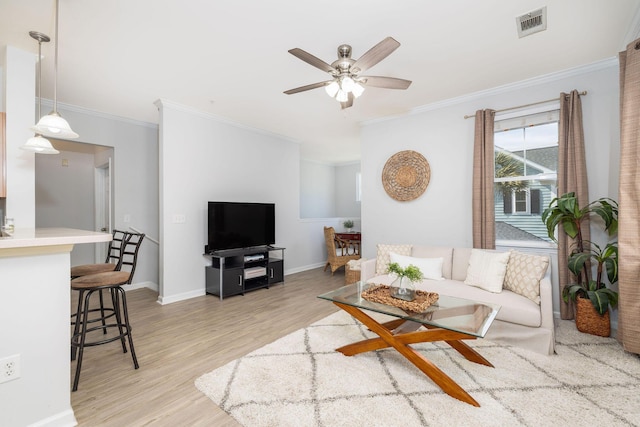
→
(503, 251, 549, 304)
(389, 252, 444, 280)
(464, 249, 511, 293)
(376, 244, 412, 275)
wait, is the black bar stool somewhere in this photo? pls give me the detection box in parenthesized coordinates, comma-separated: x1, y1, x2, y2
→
(70, 229, 129, 333)
(70, 231, 145, 391)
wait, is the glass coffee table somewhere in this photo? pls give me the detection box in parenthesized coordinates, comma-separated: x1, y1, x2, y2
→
(318, 282, 500, 407)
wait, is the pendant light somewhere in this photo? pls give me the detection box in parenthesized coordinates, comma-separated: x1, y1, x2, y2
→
(31, 0, 78, 139)
(21, 31, 60, 154)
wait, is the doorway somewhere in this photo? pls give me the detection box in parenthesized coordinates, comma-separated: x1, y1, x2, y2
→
(94, 159, 112, 262)
(35, 139, 114, 265)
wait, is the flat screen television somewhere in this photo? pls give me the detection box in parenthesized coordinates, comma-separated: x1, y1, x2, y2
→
(207, 201, 275, 252)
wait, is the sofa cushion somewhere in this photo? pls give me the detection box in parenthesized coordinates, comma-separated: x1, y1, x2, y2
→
(411, 246, 453, 279)
(452, 248, 472, 281)
(464, 249, 511, 293)
(376, 244, 412, 275)
(389, 252, 444, 280)
(367, 275, 541, 328)
(503, 251, 549, 304)
(418, 279, 542, 327)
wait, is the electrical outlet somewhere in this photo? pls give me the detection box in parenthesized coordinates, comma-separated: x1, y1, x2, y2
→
(172, 214, 186, 224)
(0, 354, 20, 384)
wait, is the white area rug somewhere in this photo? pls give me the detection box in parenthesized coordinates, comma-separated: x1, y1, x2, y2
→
(195, 311, 640, 427)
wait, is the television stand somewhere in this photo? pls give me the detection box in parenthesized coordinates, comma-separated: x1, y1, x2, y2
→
(205, 246, 285, 300)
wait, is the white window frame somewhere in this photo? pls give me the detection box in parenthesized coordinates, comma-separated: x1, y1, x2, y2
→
(512, 189, 531, 214)
(494, 104, 560, 247)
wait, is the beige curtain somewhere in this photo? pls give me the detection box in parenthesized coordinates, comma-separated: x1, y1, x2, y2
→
(617, 39, 640, 354)
(472, 109, 496, 249)
(557, 90, 590, 320)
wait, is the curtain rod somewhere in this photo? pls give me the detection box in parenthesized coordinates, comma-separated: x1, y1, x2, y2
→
(463, 91, 587, 119)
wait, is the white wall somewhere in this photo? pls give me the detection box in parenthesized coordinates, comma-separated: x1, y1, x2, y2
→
(157, 100, 320, 303)
(0, 250, 77, 427)
(361, 59, 620, 319)
(300, 159, 335, 218)
(0, 66, 3, 225)
(52, 104, 160, 289)
(300, 160, 361, 219)
(335, 162, 361, 218)
(36, 150, 96, 265)
(3, 46, 35, 228)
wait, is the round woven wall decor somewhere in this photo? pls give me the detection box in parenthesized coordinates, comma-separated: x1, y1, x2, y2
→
(382, 150, 431, 201)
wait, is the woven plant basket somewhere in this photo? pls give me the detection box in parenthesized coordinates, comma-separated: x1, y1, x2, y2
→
(345, 264, 361, 285)
(575, 297, 611, 337)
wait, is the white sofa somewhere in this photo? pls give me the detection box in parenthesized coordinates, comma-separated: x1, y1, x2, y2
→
(360, 246, 555, 355)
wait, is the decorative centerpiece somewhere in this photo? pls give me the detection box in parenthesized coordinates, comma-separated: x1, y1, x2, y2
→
(387, 262, 423, 301)
(343, 219, 354, 232)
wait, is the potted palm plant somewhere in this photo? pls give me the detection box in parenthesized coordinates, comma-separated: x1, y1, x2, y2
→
(542, 192, 619, 336)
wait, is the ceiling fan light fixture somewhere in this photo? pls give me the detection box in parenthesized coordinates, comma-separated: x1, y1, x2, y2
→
(325, 81, 339, 97)
(340, 76, 355, 92)
(351, 82, 365, 98)
(285, 37, 410, 109)
(21, 134, 60, 154)
(335, 89, 348, 103)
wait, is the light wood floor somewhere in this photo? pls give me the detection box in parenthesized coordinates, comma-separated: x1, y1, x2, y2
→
(70, 267, 346, 426)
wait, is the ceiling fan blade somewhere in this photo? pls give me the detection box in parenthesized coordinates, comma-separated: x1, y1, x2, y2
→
(360, 76, 412, 90)
(288, 48, 335, 74)
(284, 81, 332, 95)
(340, 93, 354, 109)
(351, 37, 401, 73)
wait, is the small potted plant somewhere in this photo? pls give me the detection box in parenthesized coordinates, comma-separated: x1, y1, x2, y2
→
(542, 192, 618, 336)
(343, 220, 354, 232)
(387, 262, 424, 301)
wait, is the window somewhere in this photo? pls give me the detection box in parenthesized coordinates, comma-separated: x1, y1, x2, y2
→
(494, 109, 559, 243)
(503, 188, 542, 215)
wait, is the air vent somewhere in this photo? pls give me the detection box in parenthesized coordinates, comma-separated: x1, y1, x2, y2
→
(516, 6, 547, 38)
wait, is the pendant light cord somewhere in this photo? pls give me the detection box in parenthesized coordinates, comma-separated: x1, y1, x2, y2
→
(53, 0, 59, 113)
(37, 38, 42, 119)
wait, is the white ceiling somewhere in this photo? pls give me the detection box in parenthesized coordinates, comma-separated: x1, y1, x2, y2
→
(1, 0, 639, 163)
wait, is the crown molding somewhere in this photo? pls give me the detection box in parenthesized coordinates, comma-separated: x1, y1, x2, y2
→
(362, 57, 618, 127)
(39, 98, 158, 130)
(623, 5, 640, 48)
(154, 98, 300, 145)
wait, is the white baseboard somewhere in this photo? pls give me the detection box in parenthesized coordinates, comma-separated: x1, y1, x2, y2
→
(157, 289, 206, 305)
(126, 281, 158, 292)
(28, 408, 77, 427)
(285, 262, 325, 275)
(153, 263, 328, 305)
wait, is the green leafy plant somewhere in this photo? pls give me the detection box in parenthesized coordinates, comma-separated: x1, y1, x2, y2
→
(387, 262, 424, 282)
(541, 192, 619, 315)
(343, 219, 354, 229)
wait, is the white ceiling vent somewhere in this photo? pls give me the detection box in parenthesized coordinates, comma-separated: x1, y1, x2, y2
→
(516, 6, 547, 38)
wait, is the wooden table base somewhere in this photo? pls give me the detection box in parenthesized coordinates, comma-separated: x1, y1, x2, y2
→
(334, 302, 493, 407)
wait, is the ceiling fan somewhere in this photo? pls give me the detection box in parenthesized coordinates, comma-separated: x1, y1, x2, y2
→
(284, 37, 412, 109)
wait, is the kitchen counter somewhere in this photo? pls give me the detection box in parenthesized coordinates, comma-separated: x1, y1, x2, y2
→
(0, 228, 111, 427)
(0, 227, 110, 248)
(0, 227, 110, 258)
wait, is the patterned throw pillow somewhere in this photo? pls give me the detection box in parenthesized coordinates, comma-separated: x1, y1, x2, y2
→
(503, 251, 549, 304)
(464, 249, 511, 293)
(376, 244, 412, 275)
